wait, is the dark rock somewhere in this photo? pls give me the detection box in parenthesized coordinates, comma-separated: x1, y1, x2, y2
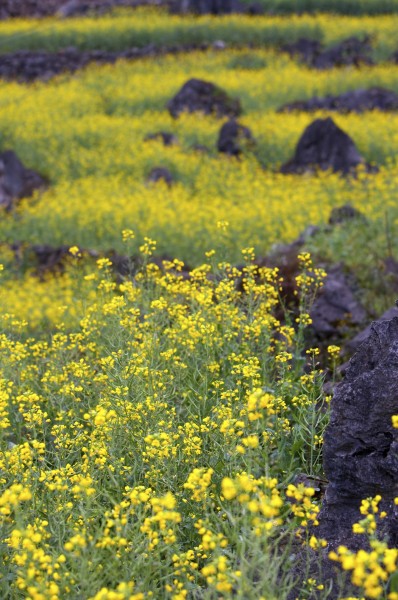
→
(318, 317, 398, 549)
(167, 78, 242, 119)
(57, 0, 93, 16)
(281, 38, 322, 64)
(286, 317, 398, 600)
(217, 118, 255, 156)
(0, 150, 46, 210)
(280, 117, 375, 175)
(310, 264, 367, 340)
(279, 87, 398, 114)
(147, 166, 174, 185)
(31, 244, 71, 274)
(245, 2, 265, 14)
(169, 0, 241, 14)
(328, 203, 366, 226)
(346, 307, 398, 354)
(282, 36, 373, 70)
(251, 226, 320, 316)
(144, 131, 178, 146)
(0, 44, 213, 83)
(0, 0, 163, 19)
(314, 36, 374, 70)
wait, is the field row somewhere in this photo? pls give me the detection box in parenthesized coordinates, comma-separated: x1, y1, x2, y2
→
(0, 10, 397, 57)
(0, 51, 397, 264)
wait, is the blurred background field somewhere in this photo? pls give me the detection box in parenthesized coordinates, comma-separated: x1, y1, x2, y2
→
(0, 46, 397, 263)
(0, 9, 397, 55)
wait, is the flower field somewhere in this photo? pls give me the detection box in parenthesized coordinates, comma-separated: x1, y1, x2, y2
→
(1, 49, 398, 263)
(0, 6, 398, 600)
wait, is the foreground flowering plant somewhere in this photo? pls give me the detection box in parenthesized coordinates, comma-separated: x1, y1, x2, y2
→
(0, 243, 395, 598)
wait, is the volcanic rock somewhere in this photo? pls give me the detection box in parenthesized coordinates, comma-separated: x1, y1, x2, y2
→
(309, 264, 367, 340)
(315, 36, 373, 69)
(144, 131, 178, 146)
(281, 38, 322, 64)
(147, 166, 174, 185)
(282, 36, 373, 70)
(0, 0, 162, 19)
(279, 87, 398, 114)
(57, 0, 95, 16)
(167, 78, 242, 119)
(0, 45, 212, 83)
(286, 317, 398, 600)
(169, 0, 240, 14)
(32, 244, 72, 275)
(328, 203, 366, 226)
(0, 150, 46, 210)
(217, 119, 255, 156)
(346, 307, 398, 354)
(245, 2, 265, 14)
(317, 317, 398, 548)
(280, 117, 374, 175)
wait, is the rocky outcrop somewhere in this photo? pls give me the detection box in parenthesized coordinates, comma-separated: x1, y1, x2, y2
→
(0, 45, 216, 83)
(0, 0, 160, 19)
(169, 0, 239, 13)
(318, 317, 398, 548)
(279, 87, 398, 114)
(282, 36, 374, 70)
(280, 117, 375, 175)
(167, 78, 242, 119)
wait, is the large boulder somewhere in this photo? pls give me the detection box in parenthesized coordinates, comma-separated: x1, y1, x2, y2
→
(279, 87, 398, 114)
(317, 317, 398, 548)
(167, 78, 242, 119)
(280, 117, 374, 175)
(217, 118, 255, 155)
(0, 150, 46, 210)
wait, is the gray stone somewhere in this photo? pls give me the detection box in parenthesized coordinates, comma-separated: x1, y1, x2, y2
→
(0, 150, 46, 210)
(217, 118, 255, 156)
(167, 78, 241, 119)
(144, 131, 178, 146)
(280, 117, 376, 175)
(279, 87, 398, 114)
(310, 264, 367, 339)
(346, 307, 398, 354)
(169, 0, 240, 14)
(328, 203, 366, 226)
(147, 166, 174, 185)
(318, 317, 398, 548)
(282, 36, 373, 70)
